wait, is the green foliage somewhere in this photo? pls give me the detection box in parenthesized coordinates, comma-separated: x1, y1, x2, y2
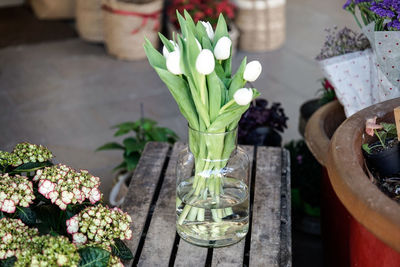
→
(362, 123, 398, 154)
(111, 238, 134, 261)
(8, 161, 52, 175)
(0, 257, 16, 267)
(78, 247, 110, 267)
(16, 207, 36, 226)
(97, 118, 178, 172)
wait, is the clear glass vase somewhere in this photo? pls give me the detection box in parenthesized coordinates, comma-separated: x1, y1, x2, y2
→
(176, 127, 250, 247)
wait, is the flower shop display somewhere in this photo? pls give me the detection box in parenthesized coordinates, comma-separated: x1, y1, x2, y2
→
(0, 142, 134, 266)
(362, 116, 400, 176)
(76, 0, 104, 42)
(30, 0, 76, 20)
(234, 0, 286, 51)
(144, 11, 261, 247)
(97, 118, 178, 206)
(103, 0, 163, 60)
(167, 0, 239, 56)
(238, 98, 288, 147)
(319, 1, 400, 117)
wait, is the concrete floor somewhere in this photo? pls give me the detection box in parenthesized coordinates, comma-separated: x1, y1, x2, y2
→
(0, 0, 355, 198)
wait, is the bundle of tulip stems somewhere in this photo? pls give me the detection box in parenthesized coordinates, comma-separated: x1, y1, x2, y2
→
(144, 11, 262, 224)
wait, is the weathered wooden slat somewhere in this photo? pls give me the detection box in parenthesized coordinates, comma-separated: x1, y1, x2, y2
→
(174, 241, 208, 267)
(121, 142, 170, 266)
(211, 145, 254, 267)
(280, 149, 292, 267)
(138, 142, 186, 267)
(250, 147, 282, 267)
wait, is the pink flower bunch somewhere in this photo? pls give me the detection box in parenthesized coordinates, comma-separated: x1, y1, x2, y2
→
(12, 142, 53, 166)
(0, 174, 35, 213)
(33, 164, 102, 210)
(66, 205, 132, 247)
(0, 218, 38, 259)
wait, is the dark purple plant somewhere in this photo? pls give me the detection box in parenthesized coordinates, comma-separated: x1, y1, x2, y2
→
(238, 99, 288, 140)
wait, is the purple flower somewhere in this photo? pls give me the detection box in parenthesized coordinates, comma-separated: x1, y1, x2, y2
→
(370, 2, 396, 18)
(355, 0, 372, 3)
(343, 0, 353, 9)
(388, 19, 400, 30)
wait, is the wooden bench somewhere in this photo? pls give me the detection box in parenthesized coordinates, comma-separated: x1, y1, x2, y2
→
(121, 142, 292, 267)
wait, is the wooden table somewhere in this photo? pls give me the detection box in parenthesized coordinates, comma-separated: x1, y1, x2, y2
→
(122, 142, 291, 267)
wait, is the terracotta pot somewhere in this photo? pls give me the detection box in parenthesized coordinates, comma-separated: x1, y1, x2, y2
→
(327, 98, 400, 265)
(304, 100, 349, 267)
(298, 98, 325, 137)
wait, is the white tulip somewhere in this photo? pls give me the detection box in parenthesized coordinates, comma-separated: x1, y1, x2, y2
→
(214, 36, 232, 60)
(233, 88, 253, 106)
(196, 49, 215, 75)
(162, 40, 179, 58)
(243, 61, 262, 82)
(200, 21, 214, 40)
(166, 51, 183, 75)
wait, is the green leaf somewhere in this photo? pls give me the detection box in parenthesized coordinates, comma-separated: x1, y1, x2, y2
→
(96, 142, 124, 152)
(111, 239, 134, 261)
(207, 72, 223, 122)
(153, 67, 199, 129)
(123, 138, 145, 155)
(35, 205, 61, 234)
(159, 33, 174, 53)
(123, 153, 140, 172)
(112, 122, 137, 137)
(16, 206, 36, 225)
(143, 38, 167, 70)
(362, 143, 372, 154)
(213, 14, 229, 46)
(0, 256, 16, 267)
(228, 57, 247, 100)
(78, 247, 110, 267)
(10, 161, 52, 174)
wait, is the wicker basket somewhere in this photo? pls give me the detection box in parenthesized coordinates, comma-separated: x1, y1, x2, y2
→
(235, 0, 286, 52)
(30, 0, 75, 20)
(103, 0, 163, 61)
(76, 0, 104, 42)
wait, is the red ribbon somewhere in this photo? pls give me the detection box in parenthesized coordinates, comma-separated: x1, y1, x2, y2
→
(102, 5, 161, 35)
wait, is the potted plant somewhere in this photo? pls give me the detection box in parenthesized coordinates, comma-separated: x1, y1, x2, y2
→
(102, 0, 163, 60)
(238, 99, 288, 147)
(299, 78, 337, 136)
(362, 117, 400, 177)
(167, 0, 239, 55)
(30, 0, 75, 20)
(97, 118, 178, 206)
(0, 142, 134, 266)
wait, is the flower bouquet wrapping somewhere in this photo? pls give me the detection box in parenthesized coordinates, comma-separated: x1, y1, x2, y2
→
(144, 11, 261, 246)
(0, 143, 134, 266)
(316, 27, 374, 117)
(344, 0, 400, 109)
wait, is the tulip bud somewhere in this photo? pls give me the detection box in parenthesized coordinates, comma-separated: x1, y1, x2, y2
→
(233, 88, 253, 106)
(200, 21, 214, 40)
(166, 51, 183, 75)
(243, 61, 262, 82)
(214, 36, 232, 60)
(196, 49, 215, 75)
(162, 40, 179, 58)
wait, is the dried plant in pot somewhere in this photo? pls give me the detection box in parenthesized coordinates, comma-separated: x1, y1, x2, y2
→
(362, 117, 400, 177)
(238, 99, 288, 147)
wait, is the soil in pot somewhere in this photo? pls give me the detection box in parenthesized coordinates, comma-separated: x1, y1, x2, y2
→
(364, 139, 400, 177)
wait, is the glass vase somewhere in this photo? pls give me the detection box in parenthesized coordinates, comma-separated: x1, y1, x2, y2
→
(176, 127, 250, 247)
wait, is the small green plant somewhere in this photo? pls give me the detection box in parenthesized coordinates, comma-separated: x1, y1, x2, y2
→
(97, 118, 179, 172)
(362, 122, 397, 154)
